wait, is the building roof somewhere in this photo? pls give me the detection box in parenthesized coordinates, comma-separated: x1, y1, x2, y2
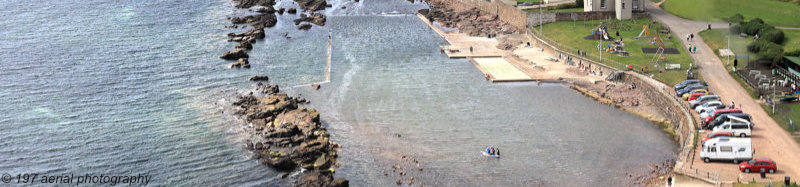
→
(786, 56, 800, 66)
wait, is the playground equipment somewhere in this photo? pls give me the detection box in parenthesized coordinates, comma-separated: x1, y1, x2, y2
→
(647, 23, 667, 66)
(591, 23, 612, 41)
(635, 25, 649, 39)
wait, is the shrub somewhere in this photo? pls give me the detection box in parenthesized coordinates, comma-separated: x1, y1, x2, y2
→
(724, 13, 745, 23)
(758, 27, 785, 43)
(729, 23, 741, 34)
(575, 0, 584, 8)
(750, 18, 765, 24)
(748, 40, 784, 63)
(740, 21, 765, 35)
(786, 49, 800, 57)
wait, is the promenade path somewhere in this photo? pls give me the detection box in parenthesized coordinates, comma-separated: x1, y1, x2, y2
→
(647, 0, 800, 183)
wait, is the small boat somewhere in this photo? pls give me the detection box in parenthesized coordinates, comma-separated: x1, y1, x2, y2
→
(481, 151, 500, 158)
(780, 96, 798, 102)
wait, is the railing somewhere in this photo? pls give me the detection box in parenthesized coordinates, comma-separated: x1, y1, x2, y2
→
(528, 28, 629, 70)
(676, 166, 721, 186)
(777, 67, 800, 84)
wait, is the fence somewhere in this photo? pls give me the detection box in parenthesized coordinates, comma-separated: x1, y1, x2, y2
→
(675, 166, 721, 186)
(527, 28, 628, 71)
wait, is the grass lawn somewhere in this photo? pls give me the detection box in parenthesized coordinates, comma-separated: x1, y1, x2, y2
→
(762, 102, 800, 143)
(783, 29, 800, 52)
(698, 29, 756, 69)
(517, 0, 541, 3)
(661, 0, 800, 28)
(539, 17, 693, 85)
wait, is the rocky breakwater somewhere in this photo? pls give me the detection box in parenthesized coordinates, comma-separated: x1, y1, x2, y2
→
(291, 0, 335, 31)
(233, 83, 347, 187)
(418, 0, 518, 37)
(220, 0, 276, 68)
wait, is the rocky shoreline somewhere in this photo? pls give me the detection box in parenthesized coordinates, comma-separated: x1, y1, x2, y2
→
(220, 0, 349, 186)
(233, 83, 346, 187)
(417, 0, 518, 37)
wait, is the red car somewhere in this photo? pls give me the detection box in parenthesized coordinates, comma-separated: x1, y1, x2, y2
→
(704, 108, 743, 124)
(688, 92, 706, 101)
(701, 132, 733, 144)
(739, 158, 777, 173)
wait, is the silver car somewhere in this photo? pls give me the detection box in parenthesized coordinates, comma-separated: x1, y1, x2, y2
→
(689, 95, 721, 109)
(696, 101, 724, 113)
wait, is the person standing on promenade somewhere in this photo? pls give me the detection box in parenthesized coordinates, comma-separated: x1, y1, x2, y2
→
(469, 46, 473, 53)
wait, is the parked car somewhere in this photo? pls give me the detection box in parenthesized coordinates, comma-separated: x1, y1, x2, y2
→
(674, 79, 702, 90)
(701, 132, 733, 145)
(687, 92, 708, 101)
(703, 108, 743, 124)
(699, 108, 719, 119)
(689, 95, 720, 109)
(739, 158, 777, 173)
(701, 137, 752, 163)
(682, 89, 709, 100)
(677, 84, 707, 97)
(712, 116, 752, 137)
(696, 101, 725, 113)
(704, 113, 753, 129)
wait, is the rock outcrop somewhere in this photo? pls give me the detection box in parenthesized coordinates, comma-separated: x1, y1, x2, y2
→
(233, 83, 347, 186)
(294, 13, 327, 29)
(220, 48, 249, 60)
(293, 0, 329, 12)
(233, 0, 276, 8)
(249, 75, 270, 81)
(231, 13, 278, 29)
(230, 58, 251, 68)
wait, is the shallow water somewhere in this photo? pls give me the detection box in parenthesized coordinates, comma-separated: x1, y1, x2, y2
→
(0, 0, 676, 186)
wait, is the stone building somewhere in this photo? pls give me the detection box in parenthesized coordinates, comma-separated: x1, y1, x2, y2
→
(583, 0, 645, 20)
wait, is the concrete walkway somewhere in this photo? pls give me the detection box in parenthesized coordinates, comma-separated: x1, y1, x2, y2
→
(646, 0, 800, 184)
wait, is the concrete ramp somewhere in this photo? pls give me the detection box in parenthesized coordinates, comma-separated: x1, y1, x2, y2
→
(470, 57, 532, 82)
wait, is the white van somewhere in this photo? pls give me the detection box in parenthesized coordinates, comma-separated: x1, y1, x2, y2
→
(700, 137, 753, 163)
(711, 116, 752, 137)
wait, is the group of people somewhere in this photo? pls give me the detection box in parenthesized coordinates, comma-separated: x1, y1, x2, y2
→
(687, 44, 698, 53)
(485, 147, 500, 156)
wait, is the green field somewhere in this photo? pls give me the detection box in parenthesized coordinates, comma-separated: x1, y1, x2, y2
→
(698, 29, 755, 69)
(784, 29, 800, 52)
(661, 0, 800, 27)
(539, 17, 693, 85)
(517, 0, 541, 3)
(762, 102, 800, 143)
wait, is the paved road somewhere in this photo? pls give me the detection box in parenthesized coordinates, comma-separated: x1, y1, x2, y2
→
(646, 0, 800, 182)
